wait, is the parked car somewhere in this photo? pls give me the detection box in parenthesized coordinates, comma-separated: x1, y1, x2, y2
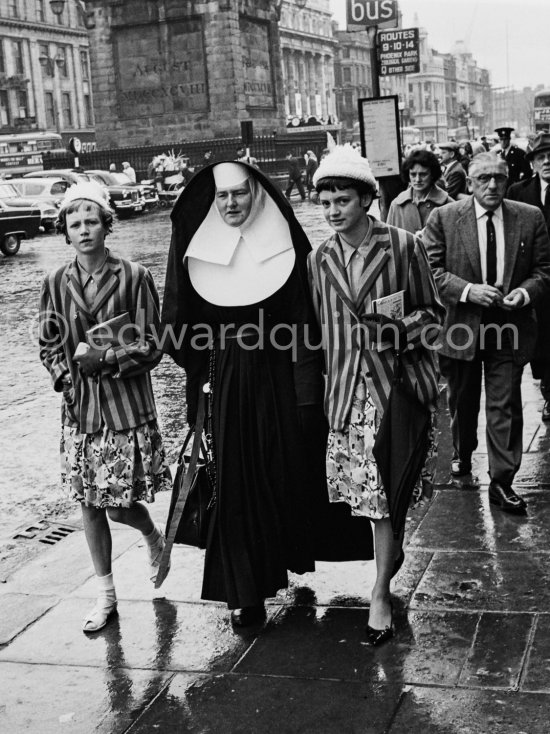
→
(0, 181, 58, 232)
(86, 170, 159, 212)
(0, 198, 41, 256)
(9, 176, 70, 209)
(23, 168, 92, 187)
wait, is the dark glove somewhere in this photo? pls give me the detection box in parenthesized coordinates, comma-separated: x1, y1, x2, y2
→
(74, 346, 107, 377)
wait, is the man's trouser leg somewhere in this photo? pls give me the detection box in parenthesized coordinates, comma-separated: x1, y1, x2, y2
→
(440, 353, 482, 463)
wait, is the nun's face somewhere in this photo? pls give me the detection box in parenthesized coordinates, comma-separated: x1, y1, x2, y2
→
(215, 180, 253, 227)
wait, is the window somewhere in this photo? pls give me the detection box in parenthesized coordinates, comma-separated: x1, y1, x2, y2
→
(17, 90, 28, 118)
(343, 68, 351, 83)
(13, 40, 24, 74)
(45, 92, 55, 128)
(0, 41, 4, 74)
(36, 0, 45, 21)
(8, 0, 20, 19)
(0, 90, 9, 126)
(62, 92, 72, 126)
(84, 94, 93, 126)
(56, 46, 68, 77)
(79, 49, 89, 80)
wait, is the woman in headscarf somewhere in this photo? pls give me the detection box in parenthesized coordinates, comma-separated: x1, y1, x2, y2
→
(161, 162, 373, 626)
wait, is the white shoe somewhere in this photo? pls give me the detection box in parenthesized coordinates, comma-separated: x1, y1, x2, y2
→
(82, 598, 118, 633)
(148, 524, 170, 583)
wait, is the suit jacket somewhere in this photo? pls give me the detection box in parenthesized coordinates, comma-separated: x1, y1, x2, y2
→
(443, 160, 467, 200)
(308, 219, 444, 431)
(39, 253, 163, 433)
(423, 196, 550, 364)
(507, 175, 550, 230)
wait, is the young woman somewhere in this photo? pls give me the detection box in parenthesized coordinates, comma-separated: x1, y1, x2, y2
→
(39, 182, 171, 633)
(308, 146, 444, 645)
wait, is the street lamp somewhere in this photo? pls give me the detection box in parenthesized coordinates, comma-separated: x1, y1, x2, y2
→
(39, 50, 65, 134)
(49, 0, 95, 28)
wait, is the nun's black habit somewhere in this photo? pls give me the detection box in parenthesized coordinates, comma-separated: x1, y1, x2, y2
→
(162, 162, 373, 609)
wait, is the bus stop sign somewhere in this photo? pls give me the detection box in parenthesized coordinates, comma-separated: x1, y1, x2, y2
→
(347, 0, 397, 27)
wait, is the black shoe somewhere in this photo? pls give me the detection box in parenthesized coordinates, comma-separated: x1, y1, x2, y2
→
(542, 401, 550, 421)
(488, 481, 527, 515)
(366, 602, 394, 647)
(230, 604, 266, 627)
(451, 459, 472, 477)
(390, 548, 405, 579)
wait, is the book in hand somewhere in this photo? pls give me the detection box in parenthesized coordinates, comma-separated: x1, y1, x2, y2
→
(372, 290, 405, 320)
(86, 312, 137, 348)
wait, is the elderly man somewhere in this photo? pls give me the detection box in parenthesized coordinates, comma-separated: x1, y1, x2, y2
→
(493, 126, 531, 184)
(439, 142, 467, 199)
(508, 132, 550, 420)
(424, 153, 550, 514)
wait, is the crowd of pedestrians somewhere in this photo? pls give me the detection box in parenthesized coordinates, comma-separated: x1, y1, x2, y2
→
(38, 127, 550, 649)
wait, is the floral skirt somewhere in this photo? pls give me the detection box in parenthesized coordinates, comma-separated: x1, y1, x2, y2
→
(326, 374, 437, 520)
(61, 419, 172, 508)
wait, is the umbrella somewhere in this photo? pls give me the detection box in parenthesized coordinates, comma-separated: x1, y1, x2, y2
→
(368, 315, 431, 539)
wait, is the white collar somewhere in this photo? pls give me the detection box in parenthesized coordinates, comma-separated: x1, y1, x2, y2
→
(185, 193, 294, 265)
(474, 198, 503, 222)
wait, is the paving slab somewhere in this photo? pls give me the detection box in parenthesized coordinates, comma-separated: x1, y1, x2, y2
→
(0, 592, 58, 645)
(411, 551, 550, 612)
(128, 672, 403, 734)
(409, 490, 550, 553)
(0, 597, 261, 673)
(522, 614, 550, 692)
(389, 686, 550, 734)
(235, 605, 479, 688)
(0, 661, 172, 734)
(458, 612, 535, 689)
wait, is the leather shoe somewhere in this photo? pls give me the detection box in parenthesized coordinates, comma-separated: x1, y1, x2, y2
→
(451, 459, 472, 477)
(230, 604, 266, 627)
(366, 602, 394, 647)
(542, 401, 550, 421)
(488, 481, 527, 515)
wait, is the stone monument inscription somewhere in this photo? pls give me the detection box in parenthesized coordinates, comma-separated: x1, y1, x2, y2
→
(240, 17, 275, 109)
(114, 18, 209, 118)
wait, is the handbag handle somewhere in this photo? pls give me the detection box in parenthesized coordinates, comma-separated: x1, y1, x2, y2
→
(154, 385, 207, 588)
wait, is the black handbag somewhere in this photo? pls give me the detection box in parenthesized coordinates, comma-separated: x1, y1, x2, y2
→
(155, 387, 216, 588)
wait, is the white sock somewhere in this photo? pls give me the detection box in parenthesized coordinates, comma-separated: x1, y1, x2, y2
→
(97, 572, 117, 606)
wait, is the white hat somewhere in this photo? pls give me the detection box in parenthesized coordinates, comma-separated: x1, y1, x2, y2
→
(59, 181, 113, 213)
(213, 162, 249, 189)
(312, 144, 377, 191)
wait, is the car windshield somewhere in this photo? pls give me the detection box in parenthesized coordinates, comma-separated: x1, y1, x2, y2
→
(0, 182, 20, 198)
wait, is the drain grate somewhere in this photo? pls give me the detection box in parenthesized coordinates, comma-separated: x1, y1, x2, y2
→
(12, 521, 78, 545)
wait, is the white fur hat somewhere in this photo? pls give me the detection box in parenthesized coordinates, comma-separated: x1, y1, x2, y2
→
(59, 181, 113, 213)
(312, 144, 378, 192)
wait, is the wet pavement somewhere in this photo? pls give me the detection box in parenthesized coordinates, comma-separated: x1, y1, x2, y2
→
(2, 197, 550, 732)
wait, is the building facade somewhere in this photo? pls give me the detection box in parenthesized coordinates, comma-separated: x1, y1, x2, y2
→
(332, 25, 372, 136)
(0, 0, 94, 145)
(278, 0, 337, 124)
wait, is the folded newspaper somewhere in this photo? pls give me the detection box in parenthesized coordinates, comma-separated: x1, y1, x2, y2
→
(372, 290, 405, 320)
(86, 312, 137, 348)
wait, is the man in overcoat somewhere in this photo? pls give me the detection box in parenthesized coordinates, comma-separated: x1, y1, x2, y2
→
(439, 142, 467, 200)
(423, 152, 550, 513)
(507, 132, 550, 419)
(493, 126, 531, 184)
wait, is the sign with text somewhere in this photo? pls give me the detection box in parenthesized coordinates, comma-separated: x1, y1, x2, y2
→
(347, 0, 397, 28)
(358, 95, 401, 177)
(378, 28, 420, 76)
(240, 17, 275, 109)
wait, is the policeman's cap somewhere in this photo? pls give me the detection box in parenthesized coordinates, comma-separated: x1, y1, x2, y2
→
(495, 126, 514, 138)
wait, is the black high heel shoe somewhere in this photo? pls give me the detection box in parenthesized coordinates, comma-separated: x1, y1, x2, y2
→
(366, 601, 394, 647)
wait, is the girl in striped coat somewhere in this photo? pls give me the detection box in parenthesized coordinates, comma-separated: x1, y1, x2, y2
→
(39, 182, 171, 633)
(308, 147, 444, 645)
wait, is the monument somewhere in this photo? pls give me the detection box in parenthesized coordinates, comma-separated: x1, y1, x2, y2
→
(85, 0, 286, 147)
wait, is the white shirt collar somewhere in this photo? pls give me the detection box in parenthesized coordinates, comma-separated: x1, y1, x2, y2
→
(474, 198, 503, 222)
(185, 193, 294, 265)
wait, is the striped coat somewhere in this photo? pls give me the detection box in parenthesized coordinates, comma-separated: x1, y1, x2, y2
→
(308, 219, 445, 431)
(39, 253, 163, 433)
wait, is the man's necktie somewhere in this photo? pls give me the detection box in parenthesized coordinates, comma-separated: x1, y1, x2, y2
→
(486, 211, 497, 286)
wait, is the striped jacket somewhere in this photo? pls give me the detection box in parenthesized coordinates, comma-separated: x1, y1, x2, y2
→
(39, 253, 163, 433)
(308, 219, 445, 431)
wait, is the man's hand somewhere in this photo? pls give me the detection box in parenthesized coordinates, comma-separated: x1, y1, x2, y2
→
(467, 284, 503, 307)
(74, 346, 106, 377)
(500, 288, 525, 310)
